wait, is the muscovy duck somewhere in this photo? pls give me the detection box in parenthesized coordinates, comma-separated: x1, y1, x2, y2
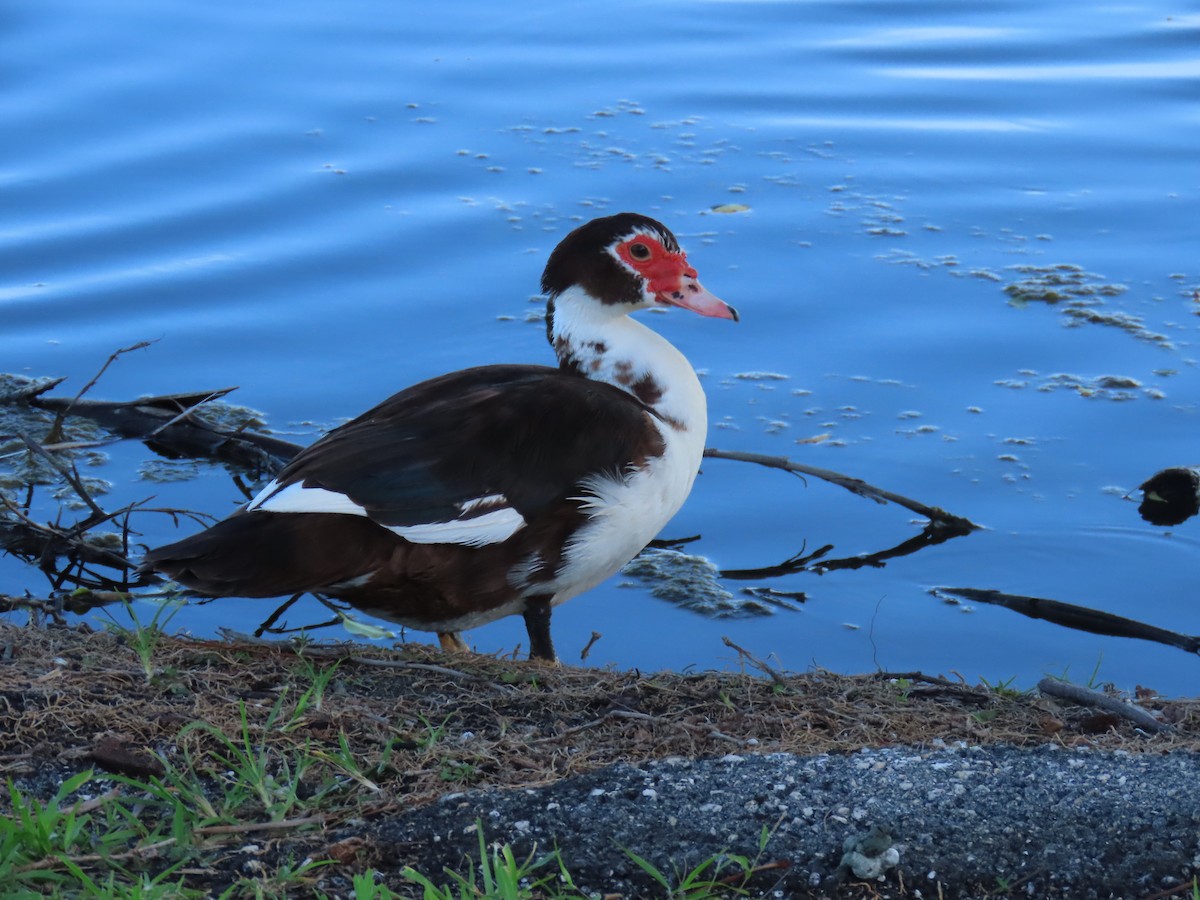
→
(142, 212, 738, 661)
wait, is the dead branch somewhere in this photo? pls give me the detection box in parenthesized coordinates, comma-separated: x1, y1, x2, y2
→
(1037, 677, 1173, 734)
(721, 635, 789, 687)
(533, 707, 743, 745)
(935, 587, 1200, 655)
(0, 500, 132, 571)
(16, 431, 107, 521)
(66, 341, 156, 412)
(194, 815, 326, 836)
(0, 376, 66, 403)
(720, 520, 967, 580)
(30, 389, 301, 474)
(703, 447, 980, 534)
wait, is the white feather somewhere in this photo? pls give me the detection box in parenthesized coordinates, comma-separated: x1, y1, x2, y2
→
(248, 480, 526, 547)
(385, 507, 526, 547)
(249, 481, 369, 515)
(459, 493, 508, 514)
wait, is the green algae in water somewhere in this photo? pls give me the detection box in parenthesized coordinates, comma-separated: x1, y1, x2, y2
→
(1002, 265, 1173, 348)
(137, 459, 205, 483)
(1003, 264, 1127, 306)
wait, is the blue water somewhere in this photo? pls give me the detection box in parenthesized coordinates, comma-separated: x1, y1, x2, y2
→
(4, 0, 1199, 692)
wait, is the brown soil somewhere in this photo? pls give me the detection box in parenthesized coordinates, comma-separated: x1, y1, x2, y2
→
(2, 621, 1198, 897)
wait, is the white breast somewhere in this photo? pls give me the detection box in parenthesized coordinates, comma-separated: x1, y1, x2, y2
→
(543, 415, 703, 605)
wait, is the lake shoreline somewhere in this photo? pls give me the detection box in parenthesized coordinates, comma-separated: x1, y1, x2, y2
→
(2, 622, 1196, 896)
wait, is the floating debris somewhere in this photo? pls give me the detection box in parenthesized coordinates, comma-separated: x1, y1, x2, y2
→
(622, 547, 773, 617)
(738, 586, 806, 610)
(1003, 264, 1126, 306)
(999, 265, 1175, 347)
(1094, 375, 1141, 389)
(734, 371, 788, 381)
(138, 460, 204, 483)
(1060, 307, 1172, 348)
(1002, 371, 1161, 401)
(710, 203, 750, 214)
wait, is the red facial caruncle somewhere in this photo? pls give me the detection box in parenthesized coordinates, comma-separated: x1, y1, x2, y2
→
(614, 232, 739, 321)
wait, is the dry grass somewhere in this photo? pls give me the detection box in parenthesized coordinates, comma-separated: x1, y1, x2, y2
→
(2, 620, 1198, 897)
(4, 621, 1198, 793)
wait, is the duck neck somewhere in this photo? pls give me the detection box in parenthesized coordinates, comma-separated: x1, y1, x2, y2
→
(547, 286, 708, 441)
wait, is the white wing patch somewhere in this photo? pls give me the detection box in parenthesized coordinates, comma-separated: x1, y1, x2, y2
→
(249, 480, 369, 515)
(387, 506, 526, 547)
(459, 493, 508, 514)
(248, 481, 525, 547)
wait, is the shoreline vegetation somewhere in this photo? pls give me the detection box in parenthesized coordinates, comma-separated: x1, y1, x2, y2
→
(1, 620, 1197, 898)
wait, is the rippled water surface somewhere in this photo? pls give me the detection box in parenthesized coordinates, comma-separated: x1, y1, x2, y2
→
(4, 0, 1199, 692)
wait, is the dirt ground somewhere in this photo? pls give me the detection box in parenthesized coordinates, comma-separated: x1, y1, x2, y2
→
(2, 621, 1198, 898)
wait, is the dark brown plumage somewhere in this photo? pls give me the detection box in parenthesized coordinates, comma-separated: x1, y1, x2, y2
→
(142, 212, 737, 661)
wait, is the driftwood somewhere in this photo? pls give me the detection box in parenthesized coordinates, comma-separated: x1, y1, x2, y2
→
(29, 387, 301, 474)
(1037, 677, 1173, 733)
(935, 587, 1200, 656)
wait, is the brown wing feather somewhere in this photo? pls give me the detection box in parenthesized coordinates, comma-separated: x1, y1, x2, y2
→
(143, 365, 666, 606)
(268, 364, 665, 526)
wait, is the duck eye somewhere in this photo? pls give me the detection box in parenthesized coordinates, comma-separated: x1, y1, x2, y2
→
(629, 241, 651, 261)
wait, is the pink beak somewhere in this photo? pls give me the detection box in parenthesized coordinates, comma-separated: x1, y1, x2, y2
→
(656, 275, 739, 322)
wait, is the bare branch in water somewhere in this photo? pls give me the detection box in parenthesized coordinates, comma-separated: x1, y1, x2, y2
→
(31, 389, 301, 474)
(16, 430, 107, 522)
(703, 447, 979, 534)
(65, 341, 156, 415)
(935, 587, 1200, 655)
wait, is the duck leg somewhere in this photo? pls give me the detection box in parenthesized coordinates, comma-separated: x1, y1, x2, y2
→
(438, 632, 470, 653)
(522, 594, 557, 662)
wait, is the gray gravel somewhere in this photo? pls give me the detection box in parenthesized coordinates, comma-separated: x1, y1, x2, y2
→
(370, 744, 1200, 898)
